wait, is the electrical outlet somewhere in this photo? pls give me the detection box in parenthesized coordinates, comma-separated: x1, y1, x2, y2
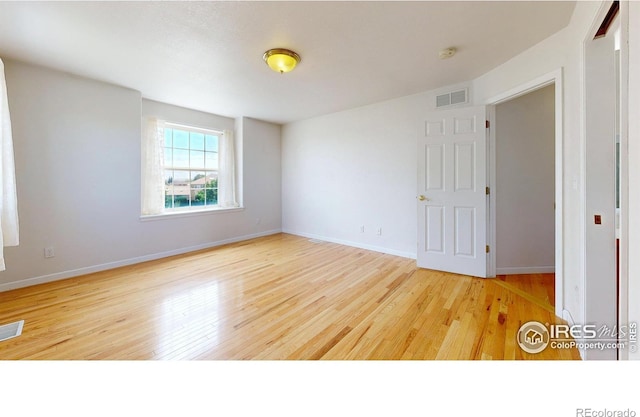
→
(376, 227, 382, 236)
(360, 225, 365, 233)
(44, 247, 55, 258)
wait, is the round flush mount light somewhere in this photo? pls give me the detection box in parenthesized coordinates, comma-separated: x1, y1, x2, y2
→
(263, 48, 301, 73)
(438, 47, 457, 59)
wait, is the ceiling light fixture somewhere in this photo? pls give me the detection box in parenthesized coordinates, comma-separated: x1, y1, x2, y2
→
(263, 48, 301, 74)
(438, 47, 457, 59)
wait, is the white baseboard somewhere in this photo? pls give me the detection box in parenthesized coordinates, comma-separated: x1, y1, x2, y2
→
(495, 266, 555, 275)
(282, 229, 417, 260)
(0, 229, 282, 293)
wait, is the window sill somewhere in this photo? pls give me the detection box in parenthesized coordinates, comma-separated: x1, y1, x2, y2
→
(139, 206, 244, 222)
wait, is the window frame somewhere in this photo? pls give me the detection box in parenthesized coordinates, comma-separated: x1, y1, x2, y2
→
(140, 121, 242, 221)
(162, 122, 221, 212)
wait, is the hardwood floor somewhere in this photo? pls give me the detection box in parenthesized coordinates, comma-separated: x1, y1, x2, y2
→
(0, 233, 580, 360)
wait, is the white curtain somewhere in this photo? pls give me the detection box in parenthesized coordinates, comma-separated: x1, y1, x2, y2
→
(218, 129, 238, 208)
(0, 58, 19, 271)
(141, 118, 165, 215)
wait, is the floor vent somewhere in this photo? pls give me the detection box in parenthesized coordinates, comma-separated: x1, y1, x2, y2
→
(0, 320, 24, 342)
(308, 239, 324, 244)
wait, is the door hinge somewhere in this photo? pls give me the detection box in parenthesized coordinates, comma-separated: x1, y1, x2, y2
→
(486, 245, 490, 253)
(485, 120, 490, 129)
(486, 186, 490, 195)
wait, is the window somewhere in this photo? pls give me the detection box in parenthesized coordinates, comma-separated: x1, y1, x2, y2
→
(163, 124, 220, 210)
(141, 118, 238, 218)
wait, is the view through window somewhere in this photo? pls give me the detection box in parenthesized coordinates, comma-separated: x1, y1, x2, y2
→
(163, 124, 220, 210)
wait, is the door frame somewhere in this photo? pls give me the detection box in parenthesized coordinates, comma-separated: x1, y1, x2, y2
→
(484, 68, 564, 318)
(617, 0, 629, 361)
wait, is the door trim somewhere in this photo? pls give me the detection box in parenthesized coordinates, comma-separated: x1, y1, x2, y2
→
(617, 0, 629, 361)
(484, 68, 564, 318)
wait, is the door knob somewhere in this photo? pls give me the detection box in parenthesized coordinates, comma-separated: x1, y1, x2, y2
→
(417, 195, 428, 201)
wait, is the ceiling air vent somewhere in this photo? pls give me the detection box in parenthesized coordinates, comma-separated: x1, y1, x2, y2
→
(436, 88, 468, 108)
(0, 320, 24, 342)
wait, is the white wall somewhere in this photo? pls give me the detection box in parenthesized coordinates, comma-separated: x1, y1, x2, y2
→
(282, 83, 470, 258)
(240, 117, 282, 232)
(495, 84, 555, 274)
(142, 99, 235, 131)
(1, 60, 281, 291)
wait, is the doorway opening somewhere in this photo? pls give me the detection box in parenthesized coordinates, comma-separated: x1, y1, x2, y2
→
(485, 69, 564, 318)
(492, 84, 556, 311)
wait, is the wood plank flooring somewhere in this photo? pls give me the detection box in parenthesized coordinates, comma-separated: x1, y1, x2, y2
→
(0, 233, 580, 360)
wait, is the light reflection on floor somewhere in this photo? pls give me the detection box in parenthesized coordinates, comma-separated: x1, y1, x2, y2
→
(155, 281, 221, 359)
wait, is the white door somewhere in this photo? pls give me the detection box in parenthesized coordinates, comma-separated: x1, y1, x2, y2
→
(417, 106, 487, 277)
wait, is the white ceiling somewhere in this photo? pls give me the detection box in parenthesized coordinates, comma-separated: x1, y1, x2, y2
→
(0, 1, 576, 124)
